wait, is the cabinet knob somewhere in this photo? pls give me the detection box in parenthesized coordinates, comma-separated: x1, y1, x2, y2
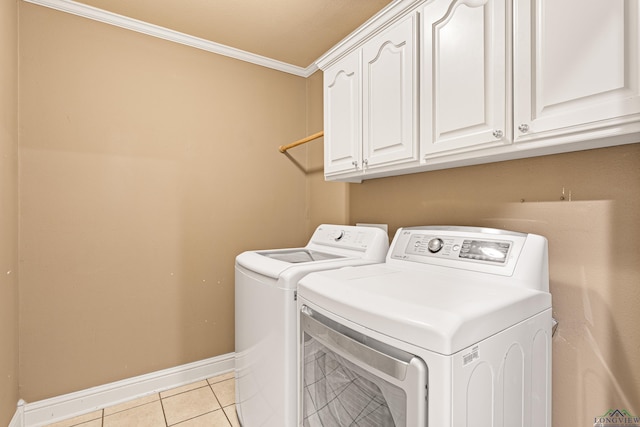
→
(351, 160, 358, 168)
(518, 124, 530, 133)
(492, 130, 504, 139)
(362, 159, 368, 167)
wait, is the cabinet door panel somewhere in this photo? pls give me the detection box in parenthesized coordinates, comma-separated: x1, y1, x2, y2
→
(362, 14, 418, 169)
(422, 0, 507, 158)
(324, 51, 362, 176)
(514, 0, 640, 140)
(438, 5, 487, 133)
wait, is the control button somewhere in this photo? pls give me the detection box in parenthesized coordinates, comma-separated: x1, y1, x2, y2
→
(333, 230, 345, 241)
(453, 244, 460, 251)
(427, 238, 444, 253)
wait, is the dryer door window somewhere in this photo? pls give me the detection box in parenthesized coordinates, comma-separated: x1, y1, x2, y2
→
(300, 306, 427, 426)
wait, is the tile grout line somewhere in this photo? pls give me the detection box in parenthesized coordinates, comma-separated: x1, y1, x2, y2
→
(167, 410, 222, 427)
(47, 378, 236, 427)
(160, 382, 225, 427)
(101, 394, 160, 418)
(208, 381, 232, 427)
(161, 382, 228, 427)
(158, 392, 169, 427)
(162, 384, 210, 400)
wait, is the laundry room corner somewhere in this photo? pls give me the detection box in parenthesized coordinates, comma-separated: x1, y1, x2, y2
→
(0, 0, 20, 424)
(4, 0, 639, 425)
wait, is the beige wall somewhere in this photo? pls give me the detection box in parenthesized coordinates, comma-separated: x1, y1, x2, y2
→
(18, 3, 318, 402)
(10, 3, 640, 426)
(0, 0, 19, 424)
(349, 143, 640, 426)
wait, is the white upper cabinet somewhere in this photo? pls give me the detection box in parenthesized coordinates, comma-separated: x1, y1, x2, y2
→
(513, 0, 640, 142)
(362, 14, 419, 170)
(317, 0, 640, 181)
(324, 50, 362, 176)
(323, 12, 418, 180)
(421, 0, 507, 159)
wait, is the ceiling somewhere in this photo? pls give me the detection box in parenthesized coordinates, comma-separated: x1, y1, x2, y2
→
(72, 0, 393, 68)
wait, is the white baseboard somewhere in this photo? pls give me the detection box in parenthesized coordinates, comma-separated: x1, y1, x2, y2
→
(9, 400, 25, 427)
(22, 353, 235, 427)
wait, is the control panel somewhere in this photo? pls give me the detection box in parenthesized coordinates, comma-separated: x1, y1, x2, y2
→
(310, 224, 388, 252)
(405, 234, 511, 264)
(386, 226, 548, 284)
(314, 227, 371, 248)
(389, 226, 530, 276)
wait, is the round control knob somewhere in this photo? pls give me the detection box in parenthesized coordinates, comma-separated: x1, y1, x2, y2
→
(427, 238, 444, 253)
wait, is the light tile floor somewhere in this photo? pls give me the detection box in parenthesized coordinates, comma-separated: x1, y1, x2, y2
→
(44, 373, 239, 427)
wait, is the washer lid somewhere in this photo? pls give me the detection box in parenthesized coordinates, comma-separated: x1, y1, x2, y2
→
(259, 249, 343, 263)
(236, 249, 349, 279)
(298, 264, 552, 355)
(235, 224, 389, 279)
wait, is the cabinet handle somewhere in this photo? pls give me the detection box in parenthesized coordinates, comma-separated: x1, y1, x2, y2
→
(518, 124, 530, 133)
(492, 130, 504, 139)
(362, 159, 368, 167)
(351, 160, 358, 169)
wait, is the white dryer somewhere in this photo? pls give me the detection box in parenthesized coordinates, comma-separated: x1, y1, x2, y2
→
(298, 226, 553, 427)
(235, 224, 389, 427)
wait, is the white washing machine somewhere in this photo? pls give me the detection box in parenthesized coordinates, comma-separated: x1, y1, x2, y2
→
(235, 224, 389, 427)
(298, 226, 553, 427)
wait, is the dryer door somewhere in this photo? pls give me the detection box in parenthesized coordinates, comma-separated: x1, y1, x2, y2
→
(300, 306, 427, 426)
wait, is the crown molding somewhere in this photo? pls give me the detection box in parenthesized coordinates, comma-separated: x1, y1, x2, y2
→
(315, 0, 426, 70)
(23, 0, 318, 77)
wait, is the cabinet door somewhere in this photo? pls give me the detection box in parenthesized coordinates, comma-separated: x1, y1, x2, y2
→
(421, 0, 507, 159)
(362, 14, 419, 170)
(324, 50, 362, 176)
(514, 0, 640, 141)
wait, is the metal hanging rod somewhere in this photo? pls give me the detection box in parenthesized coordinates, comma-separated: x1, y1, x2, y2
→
(279, 131, 324, 153)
